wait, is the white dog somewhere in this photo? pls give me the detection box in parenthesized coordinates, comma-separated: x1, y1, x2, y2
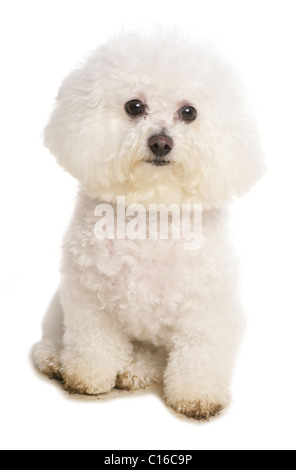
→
(33, 30, 265, 420)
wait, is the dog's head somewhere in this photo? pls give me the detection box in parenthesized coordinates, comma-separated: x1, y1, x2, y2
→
(44, 30, 265, 208)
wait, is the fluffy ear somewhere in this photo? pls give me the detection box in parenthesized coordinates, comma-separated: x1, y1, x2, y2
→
(43, 54, 110, 196)
(188, 55, 266, 207)
(200, 110, 266, 207)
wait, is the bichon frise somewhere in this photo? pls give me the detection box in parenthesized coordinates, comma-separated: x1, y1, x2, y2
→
(33, 30, 265, 420)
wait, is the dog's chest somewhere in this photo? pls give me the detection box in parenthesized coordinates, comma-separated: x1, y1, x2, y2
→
(102, 239, 200, 341)
(66, 198, 224, 343)
(74, 235, 201, 342)
(98, 237, 198, 303)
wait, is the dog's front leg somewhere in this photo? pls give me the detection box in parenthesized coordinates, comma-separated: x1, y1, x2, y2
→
(60, 278, 132, 395)
(164, 307, 243, 420)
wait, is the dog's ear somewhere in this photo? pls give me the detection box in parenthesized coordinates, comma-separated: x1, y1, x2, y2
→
(203, 108, 266, 205)
(43, 53, 108, 196)
(188, 55, 266, 207)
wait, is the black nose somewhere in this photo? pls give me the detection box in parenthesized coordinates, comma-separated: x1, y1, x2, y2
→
(148, 134, 173, 157)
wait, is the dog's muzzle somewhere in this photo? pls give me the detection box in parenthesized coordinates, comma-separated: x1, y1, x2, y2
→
(146, 134, 173, 166)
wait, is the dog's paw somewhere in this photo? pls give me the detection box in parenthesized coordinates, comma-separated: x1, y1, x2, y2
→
(115, 370, 151, 390)
(61, 362, 115, 395)
(174, 399, 224, 421)
(165, 384, 229, 421)
(33, 341, 62, 380)
(115, 356, 163, 391)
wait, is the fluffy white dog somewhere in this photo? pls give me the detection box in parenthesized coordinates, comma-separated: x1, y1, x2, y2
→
(33, 30, 265, 420)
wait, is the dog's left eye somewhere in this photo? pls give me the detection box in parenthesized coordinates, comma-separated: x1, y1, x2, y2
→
(125, 99, 146, 117)
(179, 105, 197, 123)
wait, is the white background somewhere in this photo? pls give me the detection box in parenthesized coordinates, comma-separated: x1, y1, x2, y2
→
(1, 0, 295, 451)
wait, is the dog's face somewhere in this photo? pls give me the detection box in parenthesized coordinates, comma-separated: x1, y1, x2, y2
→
(44, 31, 265, 207)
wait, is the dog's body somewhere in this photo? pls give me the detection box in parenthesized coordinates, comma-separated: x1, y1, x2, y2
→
(34, 30, 264, 420)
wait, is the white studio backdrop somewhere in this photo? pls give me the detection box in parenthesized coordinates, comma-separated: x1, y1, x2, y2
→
(0, 0, 295, 450)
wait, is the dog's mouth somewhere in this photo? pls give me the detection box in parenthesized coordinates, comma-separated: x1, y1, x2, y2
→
(144, 158, 171, 167)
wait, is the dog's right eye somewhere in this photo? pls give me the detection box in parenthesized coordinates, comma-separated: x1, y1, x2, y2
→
(125, 99, 146, 117)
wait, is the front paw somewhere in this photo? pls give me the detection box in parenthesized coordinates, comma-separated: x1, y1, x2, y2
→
(61, 361, 115, 395)
(174, 399, 224, 421)
(33, 340, 62, 381)
(165, 387, 229, 421)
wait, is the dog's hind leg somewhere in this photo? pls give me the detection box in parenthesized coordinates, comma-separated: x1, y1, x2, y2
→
(116, 342, 167, 390)
(32, 290, 64, 380)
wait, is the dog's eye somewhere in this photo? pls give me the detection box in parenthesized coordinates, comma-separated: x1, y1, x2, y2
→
(125, 99, 146, 117)
(179, 105, 197, 123)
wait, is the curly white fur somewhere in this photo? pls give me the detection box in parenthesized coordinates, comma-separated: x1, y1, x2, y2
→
(33, 29, 265, 420)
